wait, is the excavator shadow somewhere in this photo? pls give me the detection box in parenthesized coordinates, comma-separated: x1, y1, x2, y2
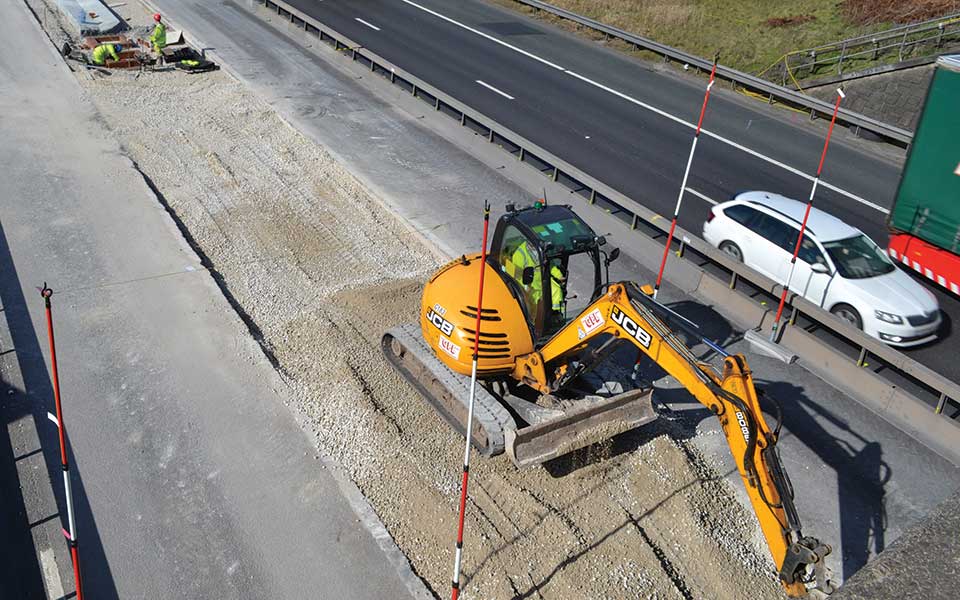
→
(544, 298, 892, 580)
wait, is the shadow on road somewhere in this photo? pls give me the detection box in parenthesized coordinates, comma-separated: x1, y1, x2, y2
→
(0, 220, 119, 599)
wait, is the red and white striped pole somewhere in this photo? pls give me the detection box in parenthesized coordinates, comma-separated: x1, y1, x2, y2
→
(653, 54, 720, 299)
(770, 88, 846, 342)
(450, 202, 492, 600)
(40, 284, 84, 600)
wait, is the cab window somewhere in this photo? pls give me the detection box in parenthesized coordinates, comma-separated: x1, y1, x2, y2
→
(723, 204, 758, 227)
(798, 234, 828, 267)
(753, 213, 796, 253)
(496, 224, 541, 321)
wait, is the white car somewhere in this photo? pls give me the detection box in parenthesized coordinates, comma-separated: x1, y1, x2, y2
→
(702, 191, 941, 347)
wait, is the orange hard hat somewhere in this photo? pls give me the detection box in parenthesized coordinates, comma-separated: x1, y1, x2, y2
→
(153, 13, 162, 21)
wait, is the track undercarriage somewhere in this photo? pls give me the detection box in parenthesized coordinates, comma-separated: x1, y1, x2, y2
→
(383, 323, 657, 467)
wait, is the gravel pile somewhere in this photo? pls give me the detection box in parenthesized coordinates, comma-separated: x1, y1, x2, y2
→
(33, 0, 789, 596)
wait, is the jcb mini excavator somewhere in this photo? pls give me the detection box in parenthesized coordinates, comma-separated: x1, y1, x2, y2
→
(383, 203, 834, 596)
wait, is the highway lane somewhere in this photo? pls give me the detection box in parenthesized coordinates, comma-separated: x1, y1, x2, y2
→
(285, 0, 959, 381)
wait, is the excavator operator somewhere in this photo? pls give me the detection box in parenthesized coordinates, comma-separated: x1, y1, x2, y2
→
(503, 240, 566, 316)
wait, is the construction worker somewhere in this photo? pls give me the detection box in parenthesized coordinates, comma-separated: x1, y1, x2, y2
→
(506, 240, 566, 314)
(90, 43, 122, 66)
(150, 13, 167, 59)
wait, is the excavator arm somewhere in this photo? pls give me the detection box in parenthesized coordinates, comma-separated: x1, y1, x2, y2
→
(515, 282, 834, 597)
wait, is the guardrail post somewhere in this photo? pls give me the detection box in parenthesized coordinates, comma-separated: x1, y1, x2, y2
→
(518, 147, 525, 161)
(551, 167, 558, 182)
(435, 97, 441, 110)
(630, 214, 638, 230)
(937, 23, 945, 48)
(588, 189, 596, 205)
(789, 305, 799, 325)
(728, 271, 737, 290)
(936, 392, 947, 414)
(857, 347, 868, 368)
(390, 70, 396, 83)
(837, 42, 846, 75)
(488, 128, 495, 142)
(872, 38, 879, 59)
(460, 112, 466, 126)
(412, 83, 418, 97)
(899, 30, 909, 60)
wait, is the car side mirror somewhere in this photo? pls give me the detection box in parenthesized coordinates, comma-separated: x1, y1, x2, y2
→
(606, 247, 620, 265)
(522, 266, 535, 285)
(811, 263, 830, 275)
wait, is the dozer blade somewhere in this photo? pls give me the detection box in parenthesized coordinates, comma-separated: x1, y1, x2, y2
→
(382, 323, 517, 457)
(505, 389, 657, 468)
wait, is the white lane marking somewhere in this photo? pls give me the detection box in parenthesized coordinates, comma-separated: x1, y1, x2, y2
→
(685, 187, 717, 205)
(396, 1, 883, 215)
(355, 17, 381, 31)
(476, 80, 515, 100)
(564, 70, 887, 214)
(399, 0, 565, 70)
(40, 548, 65, 600)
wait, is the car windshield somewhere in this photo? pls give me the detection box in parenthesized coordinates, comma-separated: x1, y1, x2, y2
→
(823, 234, 895, 279)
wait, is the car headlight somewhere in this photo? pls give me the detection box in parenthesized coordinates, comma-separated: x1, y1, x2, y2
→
(874, 310, 903, 324)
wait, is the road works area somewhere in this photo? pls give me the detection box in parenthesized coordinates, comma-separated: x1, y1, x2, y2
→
(15, 2, 790, 597)
(79, 58, 783, 600)
(18, 0, 960, 597)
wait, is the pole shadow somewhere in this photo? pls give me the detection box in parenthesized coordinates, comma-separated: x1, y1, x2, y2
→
(0, 220, 120, 599)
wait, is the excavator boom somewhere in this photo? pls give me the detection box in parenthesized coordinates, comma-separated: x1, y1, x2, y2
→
(514, 281, 833, 596)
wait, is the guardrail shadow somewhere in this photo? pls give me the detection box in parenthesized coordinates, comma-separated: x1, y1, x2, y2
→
(0, 220, 120, 599)
(0, 378, 46, 597)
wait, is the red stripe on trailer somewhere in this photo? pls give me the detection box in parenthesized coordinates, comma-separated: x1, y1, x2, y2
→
(888, 233, 960, 295)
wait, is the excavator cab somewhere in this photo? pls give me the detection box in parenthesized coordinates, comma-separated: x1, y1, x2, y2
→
(489, 203, 612, 342)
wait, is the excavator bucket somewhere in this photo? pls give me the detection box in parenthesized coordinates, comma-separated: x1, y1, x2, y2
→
(505, 389, 657, 467)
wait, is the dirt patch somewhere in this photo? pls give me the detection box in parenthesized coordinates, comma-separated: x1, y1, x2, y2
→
(32, 0, 787, 597)
(842, 0, 960, 25)
(764, 15, 817, 28)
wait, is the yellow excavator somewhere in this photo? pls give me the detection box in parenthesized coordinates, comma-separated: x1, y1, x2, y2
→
(383, 202, 834, 596)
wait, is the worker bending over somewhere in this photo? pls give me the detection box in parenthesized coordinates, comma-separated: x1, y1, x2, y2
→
(150, 13, 167, 60)
(90, 43, 122, 66)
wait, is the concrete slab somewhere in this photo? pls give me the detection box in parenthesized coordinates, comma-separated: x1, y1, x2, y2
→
(57, 0, 125, 36)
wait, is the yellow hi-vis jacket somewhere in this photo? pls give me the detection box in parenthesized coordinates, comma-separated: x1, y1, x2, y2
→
(505, 242, 564, 311)
(150, 22, 167, 52)
(91, 44, 119, 65)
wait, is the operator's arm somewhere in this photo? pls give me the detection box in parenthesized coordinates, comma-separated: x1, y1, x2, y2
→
(537, 282, 833, 597)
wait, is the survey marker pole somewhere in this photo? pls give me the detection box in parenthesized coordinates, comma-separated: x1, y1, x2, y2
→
(770, 89, 845, 342)
(450, 202, 492, 600)
(41, 284, 84, 600)
(653, 54, 719, 299)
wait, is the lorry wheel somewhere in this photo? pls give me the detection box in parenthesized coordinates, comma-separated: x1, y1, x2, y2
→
(831, 304, 862, 330)
(719, 241, 743, 262)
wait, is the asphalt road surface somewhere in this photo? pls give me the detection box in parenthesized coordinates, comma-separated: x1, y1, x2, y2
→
(280, 0, 959, 381)
(0, 1, 423, 596)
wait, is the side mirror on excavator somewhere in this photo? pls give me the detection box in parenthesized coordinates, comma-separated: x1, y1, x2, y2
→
(522, 266, 536, 286)
(605, 247, 620, 265)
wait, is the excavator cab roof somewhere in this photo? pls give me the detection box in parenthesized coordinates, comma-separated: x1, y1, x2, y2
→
(504, 204, 599, 258)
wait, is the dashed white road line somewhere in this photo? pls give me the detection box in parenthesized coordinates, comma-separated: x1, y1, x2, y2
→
(354, 17, 381, 31)
(399, 0, 565, 70)
(685, 187, 718, 205)
(392, 1, 887, 215)
(476, 80, 515, 100)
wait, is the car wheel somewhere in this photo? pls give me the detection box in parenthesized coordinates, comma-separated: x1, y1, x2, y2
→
(719, 241, 743, 262)
(831, 303, 862, 330)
